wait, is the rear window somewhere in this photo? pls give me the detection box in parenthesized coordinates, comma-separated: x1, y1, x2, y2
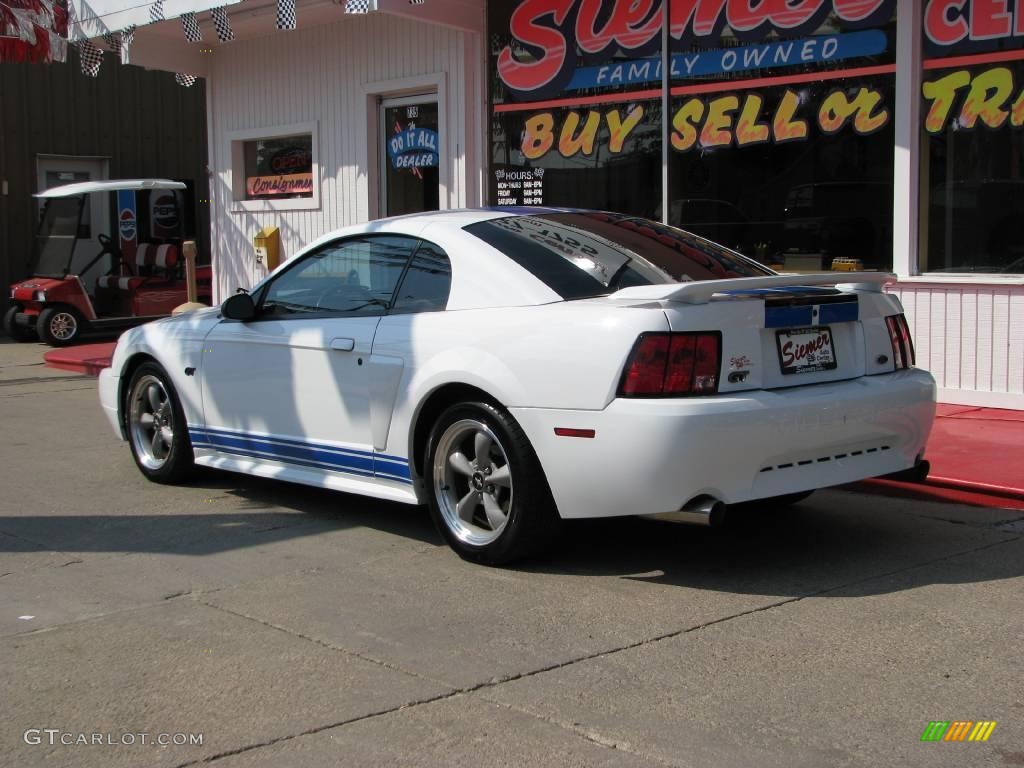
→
(464, 212, 772, 300)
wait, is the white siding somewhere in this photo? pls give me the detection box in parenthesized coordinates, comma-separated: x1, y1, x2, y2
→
(207, 13, 478, 299)
(889, 284, 1024, 409)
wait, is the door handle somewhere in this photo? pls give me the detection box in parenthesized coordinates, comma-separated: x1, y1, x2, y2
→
(330, 337, 355, 351)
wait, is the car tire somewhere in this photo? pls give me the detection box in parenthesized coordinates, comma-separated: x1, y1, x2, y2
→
(3, 305, 35, 342)
(125, 362, 194, 484)
(425, 401, 562, 565)
(36, 305, 86, 346)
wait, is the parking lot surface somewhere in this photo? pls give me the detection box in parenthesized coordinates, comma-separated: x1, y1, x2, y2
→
(1, 340, 1022, 767)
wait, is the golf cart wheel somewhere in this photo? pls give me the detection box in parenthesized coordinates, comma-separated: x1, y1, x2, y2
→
(126, 362, 194, 484)
(425, 401, 561, 566)
(36, 305, 86, 347)
(3, 305, 35, 342)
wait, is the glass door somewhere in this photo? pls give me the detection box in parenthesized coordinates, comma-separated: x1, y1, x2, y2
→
(380, 96, 440, 217)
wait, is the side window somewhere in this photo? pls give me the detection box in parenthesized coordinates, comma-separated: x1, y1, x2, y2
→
(390, 242, 452, 315)
(260, 235, 415, 317)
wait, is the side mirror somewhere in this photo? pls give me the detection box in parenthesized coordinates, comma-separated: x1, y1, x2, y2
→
(221, 292, 256, 321)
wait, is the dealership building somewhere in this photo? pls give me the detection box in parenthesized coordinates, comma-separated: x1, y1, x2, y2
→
(68, 0, 1023, 409)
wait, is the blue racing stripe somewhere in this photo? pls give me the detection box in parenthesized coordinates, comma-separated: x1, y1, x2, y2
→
(190, 426, 411, 483)
(191, 441, 378, 479)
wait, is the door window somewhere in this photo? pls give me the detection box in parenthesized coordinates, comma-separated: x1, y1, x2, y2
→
(260, 236, 417, 317)
(391, 242, 452, 314)
(382, 99, 440, 216)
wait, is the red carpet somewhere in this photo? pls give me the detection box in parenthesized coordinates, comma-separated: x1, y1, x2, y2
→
(43, 341, 116, 377)
(43, 346, 1023, 509)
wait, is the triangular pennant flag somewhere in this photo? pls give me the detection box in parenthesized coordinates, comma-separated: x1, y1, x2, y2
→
(211, 6, 233, 43)
(276, 0, 296, 29)
(181, 12, 201, 42)
(76, 39, 103, 77)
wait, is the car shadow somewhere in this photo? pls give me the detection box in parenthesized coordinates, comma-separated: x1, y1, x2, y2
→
(1, 476, 1020, 599)
(515, 496, 1024, 597)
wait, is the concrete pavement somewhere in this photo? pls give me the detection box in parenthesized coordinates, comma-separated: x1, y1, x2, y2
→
(1, 338, 1022, 767)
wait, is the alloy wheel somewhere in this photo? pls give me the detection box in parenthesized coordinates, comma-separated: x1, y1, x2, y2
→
(128, 374, 175, 470)
(433, 419, 514, 546)
(48, 311, 77, 341)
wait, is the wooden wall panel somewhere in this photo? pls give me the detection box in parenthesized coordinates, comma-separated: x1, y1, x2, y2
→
(1, 49, 209, 311)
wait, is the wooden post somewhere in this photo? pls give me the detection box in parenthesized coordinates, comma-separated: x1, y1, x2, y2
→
(183, 240, 198, 303)
(172, 239, 209, 315)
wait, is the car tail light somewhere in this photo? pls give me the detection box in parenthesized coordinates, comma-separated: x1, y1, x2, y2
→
(619, 332, 721, 397)
(885, 314, 915, 369)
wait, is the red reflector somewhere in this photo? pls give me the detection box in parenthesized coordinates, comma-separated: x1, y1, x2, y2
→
(554, 428, 596, 438)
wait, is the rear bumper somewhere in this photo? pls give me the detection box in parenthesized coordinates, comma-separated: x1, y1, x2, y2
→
(98, 367, 124, 440)
(511, 369, 936, 519)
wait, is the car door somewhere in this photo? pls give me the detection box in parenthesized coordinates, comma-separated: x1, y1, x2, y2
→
(198, 235, 417, 479)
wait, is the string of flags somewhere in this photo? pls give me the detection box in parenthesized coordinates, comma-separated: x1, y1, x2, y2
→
(5, 0, 398, 82)
(0, 0, 68, 64)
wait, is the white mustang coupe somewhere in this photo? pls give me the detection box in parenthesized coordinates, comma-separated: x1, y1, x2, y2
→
(99, 209, 935, 564)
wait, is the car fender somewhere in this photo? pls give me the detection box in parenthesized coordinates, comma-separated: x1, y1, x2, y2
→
(111, 311, 221, 428)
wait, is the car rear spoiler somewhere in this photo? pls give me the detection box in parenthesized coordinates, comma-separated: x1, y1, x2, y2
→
(609, 272, 896, 305)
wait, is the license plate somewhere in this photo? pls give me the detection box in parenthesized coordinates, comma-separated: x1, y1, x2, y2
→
(776, 326, 837, 375)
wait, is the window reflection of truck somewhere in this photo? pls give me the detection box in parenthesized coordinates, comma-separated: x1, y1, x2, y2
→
(781, 182, 892, 269)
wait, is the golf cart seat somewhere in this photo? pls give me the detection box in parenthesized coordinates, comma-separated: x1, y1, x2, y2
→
(97, 243, 179, 292)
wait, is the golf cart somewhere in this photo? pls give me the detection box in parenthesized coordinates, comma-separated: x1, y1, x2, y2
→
(5, 179, 211, 346)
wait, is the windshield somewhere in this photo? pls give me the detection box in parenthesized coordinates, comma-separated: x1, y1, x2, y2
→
(464, 211, 772, 300)
(34, 197, 82, 278)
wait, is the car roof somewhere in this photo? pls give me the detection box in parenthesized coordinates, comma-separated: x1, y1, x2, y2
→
(362, 206, 579, 228)
(35, 179, 186, 198)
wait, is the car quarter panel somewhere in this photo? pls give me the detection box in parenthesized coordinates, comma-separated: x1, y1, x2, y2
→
(370, 302, 671, 466)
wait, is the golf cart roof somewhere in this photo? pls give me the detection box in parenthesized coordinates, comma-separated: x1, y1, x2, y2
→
(35, 179, 186, 199)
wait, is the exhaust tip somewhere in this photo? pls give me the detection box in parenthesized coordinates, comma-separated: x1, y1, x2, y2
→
(643, 495, 726, 527)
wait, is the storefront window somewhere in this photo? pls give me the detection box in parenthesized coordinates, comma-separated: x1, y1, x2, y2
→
(488, 0, 898, 271)
(488, 0, 662, 215)
(919, 2, 1024, 274)
(667, 0, 898, 270)
(241, 133, 313, 200)
(667, 76, 895, 270)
